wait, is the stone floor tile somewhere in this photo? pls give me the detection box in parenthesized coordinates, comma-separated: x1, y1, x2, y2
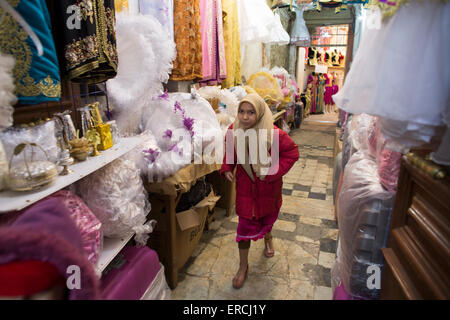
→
(310, 186, 327, 194)
(283, 183, 294, 190)
(308, 192, 327, 200)
(273, 219, 296, 232)
(320, 238, 338, 254)
(318, 251, 336, 269)
(295, 235, 320, 245)
(170, 275, 210, 300)
(314, 286, 333, 300)
(291, 190, 309, 198)
(299, 216, 323, 227)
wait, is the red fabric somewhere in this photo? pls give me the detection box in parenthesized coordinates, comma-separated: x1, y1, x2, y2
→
(0, 260, 65, 297)
(236, 211, 278, 242)
(220, 124, 299, 220)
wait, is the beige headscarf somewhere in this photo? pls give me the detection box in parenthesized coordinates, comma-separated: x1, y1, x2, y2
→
(233, 93, 273, 182)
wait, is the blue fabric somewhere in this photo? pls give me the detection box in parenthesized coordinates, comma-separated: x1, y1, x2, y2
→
(0, 0, 61, 104)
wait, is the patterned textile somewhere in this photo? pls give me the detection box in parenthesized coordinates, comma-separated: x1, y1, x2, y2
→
(269, 7, 294, 70)
(199, 0, 227, 85)
(170, 0, 203, 81)
(221, 0, 242, 88)
(50, 0, 118, 84)
(0, 0, 61, 104)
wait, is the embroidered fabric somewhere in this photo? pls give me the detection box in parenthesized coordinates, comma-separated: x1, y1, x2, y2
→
(0, 0, 61, 103)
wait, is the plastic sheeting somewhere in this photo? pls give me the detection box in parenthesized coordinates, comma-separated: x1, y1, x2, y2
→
(73, 158, 154, 245)
(334, 151, 395, 299)
(139, 93, 223, 182)
(140, 264, 171, 300)
(0, 120, 59, 165)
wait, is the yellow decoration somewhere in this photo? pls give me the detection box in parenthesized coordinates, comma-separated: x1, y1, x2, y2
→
(247, 71, 283, 101)
(94, 123, 113, 151)
(85, 129, 101, 156)
(114, 0, 129, 13)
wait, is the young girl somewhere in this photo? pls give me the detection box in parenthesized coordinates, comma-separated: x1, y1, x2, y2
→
(220, 93, 299, 289)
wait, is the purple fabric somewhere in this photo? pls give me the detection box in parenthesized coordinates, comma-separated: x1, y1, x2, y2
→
(49, 190, 103, 266)
(236, 210, 279, 243)
(333, 282, 364, 300)
(0, 198, 100, 299)
(101, 246, 161, 300)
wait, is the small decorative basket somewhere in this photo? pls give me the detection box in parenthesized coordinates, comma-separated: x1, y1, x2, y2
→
(7, 142, 58, 191)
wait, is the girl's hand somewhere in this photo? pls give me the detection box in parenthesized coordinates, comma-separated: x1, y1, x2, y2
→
(224, 171, 235, 182)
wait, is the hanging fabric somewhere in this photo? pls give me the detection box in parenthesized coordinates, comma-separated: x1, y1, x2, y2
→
(138, 0, 174, 42)
(290, 2, 314, 47)
(199, 0, 227, 86)
(51, 0, 118, 84)
(0, 0, 61, 104)
(221, 0, 242, 89)
(170, 0, 203, 81)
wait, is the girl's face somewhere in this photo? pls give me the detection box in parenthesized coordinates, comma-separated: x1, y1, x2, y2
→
(238, 102, 257, 129)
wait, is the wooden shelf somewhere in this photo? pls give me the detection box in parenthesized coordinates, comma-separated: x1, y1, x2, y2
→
(0, 135, 146, 213)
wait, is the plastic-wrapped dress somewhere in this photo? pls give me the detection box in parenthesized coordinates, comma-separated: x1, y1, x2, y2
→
(334, 151, 395, 299)
(139, 93, 222, 182)
(74, 158, 154, 245)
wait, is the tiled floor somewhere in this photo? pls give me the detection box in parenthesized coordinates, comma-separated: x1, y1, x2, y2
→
(171, 115, 339, 300)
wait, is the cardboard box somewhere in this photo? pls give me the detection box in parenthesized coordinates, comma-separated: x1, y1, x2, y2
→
(206, 170, 235, 217)
(147, 191, 220, 276)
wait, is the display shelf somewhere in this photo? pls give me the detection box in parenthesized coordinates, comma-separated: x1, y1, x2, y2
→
(0, 136, 145, 213)
(95, 233, 135, 275)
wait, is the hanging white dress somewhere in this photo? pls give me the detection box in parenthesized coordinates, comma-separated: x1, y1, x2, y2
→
(238, 0, 289, 45)
(290, 3, 314, 46)
(333, 0, 450, 150)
